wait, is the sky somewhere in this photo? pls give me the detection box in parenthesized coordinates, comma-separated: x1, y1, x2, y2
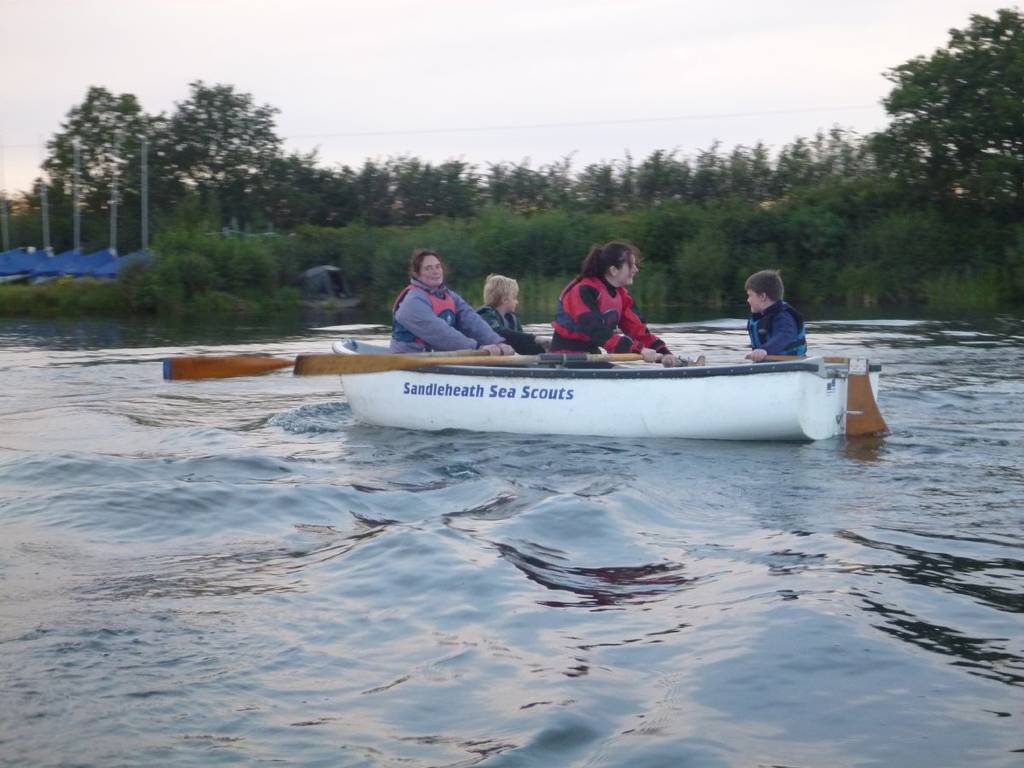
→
(0, 0, 1015, 195)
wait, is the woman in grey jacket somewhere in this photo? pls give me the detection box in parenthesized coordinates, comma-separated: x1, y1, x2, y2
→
(390, 249, 515, 355)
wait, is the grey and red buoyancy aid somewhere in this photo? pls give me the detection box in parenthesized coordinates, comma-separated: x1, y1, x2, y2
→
(391, 283, 458, 349)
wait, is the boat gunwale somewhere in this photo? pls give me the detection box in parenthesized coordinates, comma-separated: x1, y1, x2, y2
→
(343, 359, 882, 381)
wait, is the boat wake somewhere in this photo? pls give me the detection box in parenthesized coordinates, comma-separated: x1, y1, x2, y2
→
(269, 401, 351, 433)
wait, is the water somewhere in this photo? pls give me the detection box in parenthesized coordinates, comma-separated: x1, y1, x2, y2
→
(0, 314, 1021, 767)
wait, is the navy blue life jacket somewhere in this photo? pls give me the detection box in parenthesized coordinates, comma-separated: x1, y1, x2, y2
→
(748, 301, 807, 356)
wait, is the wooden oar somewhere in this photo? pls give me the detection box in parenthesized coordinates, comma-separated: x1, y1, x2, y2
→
(293, 352, 643, 376)
(163, 355, 294, 380)
(163, 348, 487, 381)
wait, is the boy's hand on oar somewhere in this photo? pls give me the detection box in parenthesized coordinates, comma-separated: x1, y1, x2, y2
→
(640, 348, 660, 363)
(656, 353, 705, 367)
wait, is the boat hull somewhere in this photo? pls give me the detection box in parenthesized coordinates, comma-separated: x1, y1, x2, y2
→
(339, 358, 880, 441)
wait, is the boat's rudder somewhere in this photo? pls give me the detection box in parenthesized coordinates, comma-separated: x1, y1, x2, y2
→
(845, 359, 889, 437)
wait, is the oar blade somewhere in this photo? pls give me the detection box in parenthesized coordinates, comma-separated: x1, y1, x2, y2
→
(163, 355, 294, 380)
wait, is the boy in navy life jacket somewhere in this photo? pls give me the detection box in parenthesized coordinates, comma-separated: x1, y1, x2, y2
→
(744, 269, 807, 362)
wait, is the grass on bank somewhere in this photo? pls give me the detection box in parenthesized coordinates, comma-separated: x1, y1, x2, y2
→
(0, 276, 300, 318)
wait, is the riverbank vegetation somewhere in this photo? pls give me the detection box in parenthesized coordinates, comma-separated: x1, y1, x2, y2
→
(2, 8, 1022, 316)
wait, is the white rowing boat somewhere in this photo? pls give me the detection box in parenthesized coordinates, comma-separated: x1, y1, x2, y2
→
(331, 340, 886, 441)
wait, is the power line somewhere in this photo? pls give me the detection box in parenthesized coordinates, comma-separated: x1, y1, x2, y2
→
(284, 104, 881, 140)
(0, 104, 882, 151)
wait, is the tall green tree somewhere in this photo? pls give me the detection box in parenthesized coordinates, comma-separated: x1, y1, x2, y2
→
(575, 161, 621, 212)
(486, 161, 554, 212)
(264, 150, 347, 229)
(42, 86, 160, 250)
(634, 150, 692, 205)
(162, 81, 283, 228)
(875, 8, 1024, 219)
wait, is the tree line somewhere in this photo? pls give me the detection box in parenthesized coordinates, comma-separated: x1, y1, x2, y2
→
(3, 7, 1022, 313)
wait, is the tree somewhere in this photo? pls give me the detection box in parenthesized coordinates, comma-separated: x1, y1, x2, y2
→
(264, 150, 352, 229)
(42, 86, 161, 250)
(162, 81, 283, 227)
(724, 143, 774, 202)
(634, 150, 691, 205)
(876, 8, 1024, 218)
(486, 161, 552, 213)
(691, 142, 727, 202)
(575, 161, 621, 212)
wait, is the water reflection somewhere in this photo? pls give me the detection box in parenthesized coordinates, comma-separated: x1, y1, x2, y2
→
(841, 435, 887, 462)
(857, 594, 1023, 686)
(81, 524, 385, 600)
(838, 529, 1024, 686)
(496, 542, 694, 608)
(839, 529, 1024, 613)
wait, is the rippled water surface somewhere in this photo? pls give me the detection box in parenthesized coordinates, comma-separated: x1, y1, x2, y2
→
(1, 314, 1022, 767)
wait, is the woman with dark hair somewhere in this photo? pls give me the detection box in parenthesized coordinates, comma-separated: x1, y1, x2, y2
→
(390, 249, 515, 355)
(550, 241, 679, 366)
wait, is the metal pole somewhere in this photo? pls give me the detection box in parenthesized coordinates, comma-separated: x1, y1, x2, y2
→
(109, 131, 121, 255)
(0, 195, 9, 252)
(36, 136, 52, 254)
(140, 135, 148, 254)
(40, 178, 51, 254)
(0, 140, 9, 251)
(73, 138, 81, 252)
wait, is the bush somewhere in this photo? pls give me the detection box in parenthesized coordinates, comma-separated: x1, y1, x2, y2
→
(0, 278, 126, 316)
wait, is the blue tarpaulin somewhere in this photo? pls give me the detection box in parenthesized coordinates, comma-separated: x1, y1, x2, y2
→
(29, 249, 84, 278)
(90, 250, 152, 278)
(0, 248, 52, 276)
(67, 248, 117, 277)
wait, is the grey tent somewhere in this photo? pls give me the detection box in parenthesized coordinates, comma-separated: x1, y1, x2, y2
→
(300, 265, 349, 299)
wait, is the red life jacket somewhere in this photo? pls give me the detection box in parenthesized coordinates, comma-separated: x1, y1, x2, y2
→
(551, 276, 668, 355)
(550, 276, 630, 351)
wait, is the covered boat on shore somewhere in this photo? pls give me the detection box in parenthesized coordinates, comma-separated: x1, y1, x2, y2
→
(329, 340, 886, 441)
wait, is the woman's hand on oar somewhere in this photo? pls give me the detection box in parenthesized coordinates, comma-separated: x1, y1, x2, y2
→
(164, 347, 487, 381)
(293, 352, 644, 376)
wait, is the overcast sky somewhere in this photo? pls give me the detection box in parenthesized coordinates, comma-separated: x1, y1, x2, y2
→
(0, 0, 1013, 194)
